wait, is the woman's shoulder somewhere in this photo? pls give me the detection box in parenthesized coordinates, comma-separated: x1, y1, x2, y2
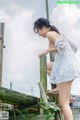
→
(46, 31, 61, 43)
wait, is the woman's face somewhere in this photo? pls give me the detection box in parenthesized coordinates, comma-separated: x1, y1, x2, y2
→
(36, 26, 50, 38)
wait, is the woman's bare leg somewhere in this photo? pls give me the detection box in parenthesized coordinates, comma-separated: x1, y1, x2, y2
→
(47, 69, 51, 76)
(47, 62, 59, 93)
(58, 80, 73, 120)
(47, 62, 53, 76)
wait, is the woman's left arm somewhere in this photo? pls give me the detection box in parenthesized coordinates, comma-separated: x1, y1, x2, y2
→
(38, 47, 58, 57)
(38, 32, 59, 57)
(47, 47, 58, 53)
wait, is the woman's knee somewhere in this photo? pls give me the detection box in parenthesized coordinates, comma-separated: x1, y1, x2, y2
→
(47, 62, 53, 70)
(47, 69, 51, 76)
(47, 62, 50, 69)
(59, 99, 69, 107)
(59, 101, 69, 108)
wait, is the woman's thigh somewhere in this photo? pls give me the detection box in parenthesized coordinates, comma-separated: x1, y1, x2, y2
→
(47, 62, 54, 70)
(57, 80, 73, 106)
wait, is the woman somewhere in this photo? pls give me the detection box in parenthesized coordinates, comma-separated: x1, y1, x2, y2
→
(33, 18, 80, 120)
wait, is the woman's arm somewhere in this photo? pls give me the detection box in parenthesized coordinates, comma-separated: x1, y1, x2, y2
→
(38, 31, 59, 57)
(47, 47, 58, 53)
(48, 40, 58, 53)
(38, 47, 58, 57)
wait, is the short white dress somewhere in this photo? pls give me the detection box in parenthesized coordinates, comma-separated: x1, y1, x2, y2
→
(50, 35, 80, 84)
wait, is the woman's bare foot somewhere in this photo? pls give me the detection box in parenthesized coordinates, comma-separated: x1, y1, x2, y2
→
(47, 87, 59, 94)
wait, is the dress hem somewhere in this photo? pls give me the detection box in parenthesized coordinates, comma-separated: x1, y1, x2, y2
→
(49, 75, 79, 84)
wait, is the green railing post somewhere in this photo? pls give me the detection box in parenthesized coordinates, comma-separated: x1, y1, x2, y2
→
(39, 55, 54, 120)
(40, 55, 47, 114)
(40, 55, 47, 95)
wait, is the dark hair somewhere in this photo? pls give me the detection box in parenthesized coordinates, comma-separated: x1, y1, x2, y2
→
(33, 18, 60, 35)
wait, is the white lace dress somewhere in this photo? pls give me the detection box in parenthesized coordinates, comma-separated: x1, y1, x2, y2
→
(50, 36, 80, 84)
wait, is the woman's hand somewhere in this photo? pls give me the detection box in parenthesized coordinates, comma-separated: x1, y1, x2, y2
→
(38, 49, 48, 58)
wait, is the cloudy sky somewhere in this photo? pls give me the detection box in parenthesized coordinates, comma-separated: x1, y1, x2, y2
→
(0, 0, 80, 97)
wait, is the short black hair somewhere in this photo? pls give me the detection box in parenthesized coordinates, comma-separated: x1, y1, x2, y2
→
(33, 18, 50, 33)
(33, 18, 60, 35)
